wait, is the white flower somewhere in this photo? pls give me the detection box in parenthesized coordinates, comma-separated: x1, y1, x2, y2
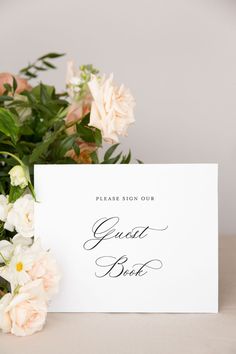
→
(0, 238, 60, 301)
(0, 234, 33, 263)
(66, 60, 81, 99)
(0, 235, 32, 264)
(0, 244, 34, 291)
(5, 194, 34, 237)
(88, 74, 135, 143)
(9, 165, 28, 189)
(0, 195, 12, 223)
(2, 280, 47, 336)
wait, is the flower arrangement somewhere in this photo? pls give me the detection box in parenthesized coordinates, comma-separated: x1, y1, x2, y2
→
(0, 53, 136, 336)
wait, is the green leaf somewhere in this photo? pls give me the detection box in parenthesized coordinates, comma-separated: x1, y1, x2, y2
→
(0, 108, 19, 144)
(19, 125, 34, 136)
(32, 84, 54, 101)
(23, 91, 37, 104)
(104, 143, 119, 161)
(20, 65, 33, 74)
(3, 83, 12, 93)
(55, 135, 75, 158)
(121, 150, 131, 164)
(38, 53, 65, 60)
(0, 96, 13, 103)
(12, 76, 18, 93)
(9, 185, 25, 203)
(136, 159, 144, 164)
(94, 129, 102, 146)
(73, 142, 80, 155)
(76, 124, 95, 143)
(42, 60, 56, 69)
(25, 71, 37, 78)
(34, 66, 47, 71)
(40, 83, 51, 105)
(91, 151, 99, 164)
(102, 152, 122, 164)
(29, 133, 57, 163)
(57, 107, 68, 120)
(80, 113, 90, 126)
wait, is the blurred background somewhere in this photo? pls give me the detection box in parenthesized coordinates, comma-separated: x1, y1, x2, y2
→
(0, 0, 236, 236)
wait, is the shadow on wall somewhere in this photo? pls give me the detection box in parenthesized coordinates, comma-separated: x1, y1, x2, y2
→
(219, 236, 236, 310)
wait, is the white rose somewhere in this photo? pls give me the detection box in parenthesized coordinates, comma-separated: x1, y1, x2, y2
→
(0, 195, 12, 223)
(5, 194, 34, 237)
(88, 74, 135, 143)
(12, 234, 33, 247)
(0, 240, 13, 263)
(9, 165, 28, 189)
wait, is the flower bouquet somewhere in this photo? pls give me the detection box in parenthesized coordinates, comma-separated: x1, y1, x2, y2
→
(0, 53, 136, 336)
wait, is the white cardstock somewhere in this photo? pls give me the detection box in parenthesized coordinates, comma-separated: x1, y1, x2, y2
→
(34, 164, 218, 313)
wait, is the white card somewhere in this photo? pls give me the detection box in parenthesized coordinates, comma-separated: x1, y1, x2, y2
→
(34, 164, 218, 313)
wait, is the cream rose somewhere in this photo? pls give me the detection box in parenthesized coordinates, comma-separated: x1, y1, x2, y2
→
(28, 250, 60, 301)
(0, 293, 12, 333)
(2, 280, 47, 336)
(5, 194, 34, 237)
(88, 74, 135, 143)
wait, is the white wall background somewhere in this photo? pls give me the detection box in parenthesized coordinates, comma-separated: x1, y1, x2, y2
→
(1, 0, 236, 236)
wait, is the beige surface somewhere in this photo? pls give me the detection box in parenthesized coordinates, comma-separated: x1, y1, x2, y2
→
(0, 236, 235, 354)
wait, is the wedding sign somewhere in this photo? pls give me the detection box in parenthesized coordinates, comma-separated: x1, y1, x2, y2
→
(34, 164, 218, 313)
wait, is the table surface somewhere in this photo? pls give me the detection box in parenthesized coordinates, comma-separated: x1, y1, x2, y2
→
(1, 236, 236, 354)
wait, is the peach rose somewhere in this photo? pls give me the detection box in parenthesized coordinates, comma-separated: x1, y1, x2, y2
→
(65, 95, 92, 135)
(28, 252, 60, 301)
(0, 72, 31, 95)
(66, 141, 97, 164)
(2, 280, 47, 336)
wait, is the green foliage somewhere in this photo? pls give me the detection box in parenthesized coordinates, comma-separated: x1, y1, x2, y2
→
(101, 144, 132, 164)
(0, 53, 134, 197)
(0, 53, 137, 296)
(9, 185, 25, 203)
(0, 108, 19, 144)
(19, 52, 65, 80)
